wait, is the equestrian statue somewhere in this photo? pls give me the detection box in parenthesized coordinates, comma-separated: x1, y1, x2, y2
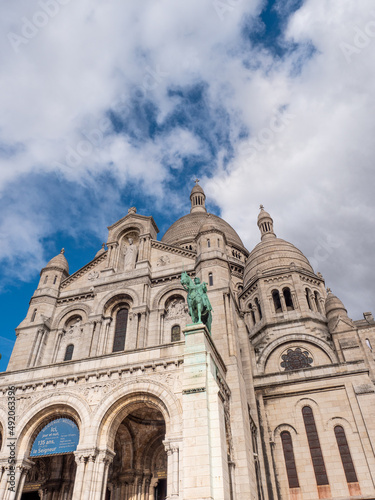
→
(180, 272, 213, 334)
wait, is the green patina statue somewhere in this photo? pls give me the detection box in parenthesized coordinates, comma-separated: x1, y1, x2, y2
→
(181, 271, 213, 334)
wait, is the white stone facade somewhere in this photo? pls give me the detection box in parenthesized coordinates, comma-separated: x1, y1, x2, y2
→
(0, 186, 374, 500)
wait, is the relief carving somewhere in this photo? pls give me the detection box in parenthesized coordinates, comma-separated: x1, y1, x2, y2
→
(74, 381, 118, 405)
(164, 299, 188, 321)
(157, 255, 170, 266)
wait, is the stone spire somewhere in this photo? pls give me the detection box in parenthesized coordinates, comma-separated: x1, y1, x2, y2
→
(190, 180, 207, 214)
(257, 205, 276, 240)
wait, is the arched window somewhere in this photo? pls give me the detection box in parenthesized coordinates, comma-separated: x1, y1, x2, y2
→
(305, 288, 313, 310)
(255, 298, 262, 319)
(366, 338, 373, 351)
(64, 344, 74, 361)
(208, 272, 213, 286)
(249, 304, 256, 325)
(53, 275, 57, 284)
(281, 431, 299, 488)
(272, 290, 282, 313)
(334, 426, 358, 484)
(302, 406, 329, 486)
(283, 288, 294, 311)
(44, 275, 48, 284)
(113, 308, 128, 352)
(314, 291, 322, 313)
(207, 239, 211, 248)
(31, 308, 37, 322)
(171, 325, 181, 342)
(217, 239, 220, 247)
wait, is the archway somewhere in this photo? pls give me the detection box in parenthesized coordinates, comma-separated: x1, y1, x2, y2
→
(107, 403, 167, 500)
(21, 418, 79, 499)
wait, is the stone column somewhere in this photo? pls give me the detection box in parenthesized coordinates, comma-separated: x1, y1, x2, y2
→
(139, 237, 145, 261)
(14, 466, 28, 500)
(51, 330, 63, 363)
(279, 293, 287, 313)
(137, 311, 146, 348)
(72, 453, 86, 500)
(100, 318, 112, 355)
(290, 290, 298, 310)
(159, 311, 165, 344)
(308, 290, 317, 311)
(82, 453, 96, 500)
(0, 465, 8, 497)
(91, 450, 114, 500)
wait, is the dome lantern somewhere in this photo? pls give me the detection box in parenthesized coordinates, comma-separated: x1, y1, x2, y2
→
(190, 179, 207, 214)
(258, 205, 276, 240)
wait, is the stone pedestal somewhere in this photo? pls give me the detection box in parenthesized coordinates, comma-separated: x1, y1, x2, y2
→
(182, 323, 230, 500)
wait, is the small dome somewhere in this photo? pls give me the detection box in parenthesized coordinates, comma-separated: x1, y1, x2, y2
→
(191, 184, 205, 195)
(199, 222, 219, 233)
(258, 206, 272, 222)
(95, 243, 106, 258)
(45, 249, 69, 274)
(325, 289, 347, 317)
(244, 238, 313, 285)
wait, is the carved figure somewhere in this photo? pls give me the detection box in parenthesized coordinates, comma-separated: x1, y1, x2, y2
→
(123, 238, 138, 271)
(180, 272, 213, 334)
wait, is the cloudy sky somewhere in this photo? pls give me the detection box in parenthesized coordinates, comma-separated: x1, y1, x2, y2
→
(1, 0, 374, 370)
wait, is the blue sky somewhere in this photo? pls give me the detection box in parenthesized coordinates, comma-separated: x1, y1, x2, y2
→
(1, 0, 375, 370)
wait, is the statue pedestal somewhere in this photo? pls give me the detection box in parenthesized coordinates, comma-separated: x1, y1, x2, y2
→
(182, 323, 230, 500)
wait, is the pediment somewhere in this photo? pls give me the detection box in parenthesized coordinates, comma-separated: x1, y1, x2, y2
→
(151, 240, 196, 273)
(331, 315, 355, 333)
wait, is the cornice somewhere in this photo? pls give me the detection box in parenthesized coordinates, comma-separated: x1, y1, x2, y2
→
(151, 239, 196, 258)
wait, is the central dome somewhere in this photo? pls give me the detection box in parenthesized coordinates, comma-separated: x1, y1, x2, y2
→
(161, 182, 245, 249)
(162, 212, 245, 248)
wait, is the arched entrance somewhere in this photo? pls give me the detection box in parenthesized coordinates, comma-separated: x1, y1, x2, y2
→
(107, 403, 167, 500)
(21, 418, 79, 499)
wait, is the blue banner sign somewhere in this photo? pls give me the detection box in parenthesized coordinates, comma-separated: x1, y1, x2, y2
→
(30, 418, 79, 457)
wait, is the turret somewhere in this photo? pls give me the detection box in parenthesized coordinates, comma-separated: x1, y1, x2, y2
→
(190, 179, 207, 213)
(257, 205, 276, 240)
(325, 289, 351, 332)
(38, 248, 69, 290)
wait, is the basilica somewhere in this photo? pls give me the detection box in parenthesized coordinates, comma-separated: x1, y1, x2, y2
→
(0, 183, 374, 500)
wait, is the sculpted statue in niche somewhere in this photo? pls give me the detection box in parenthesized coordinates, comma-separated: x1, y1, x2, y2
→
(123, 237, 138, 271)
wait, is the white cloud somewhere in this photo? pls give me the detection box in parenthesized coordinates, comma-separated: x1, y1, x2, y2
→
(0, 0, 374, 318)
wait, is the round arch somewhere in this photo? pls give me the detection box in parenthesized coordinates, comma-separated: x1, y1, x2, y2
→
(272, 423, 299, 442)
(258, 334, 337, 371)
(97, 289, 140, 316)
(112, 223, 144, 243)
(52, 304, 91, 330)
(325, 416, 357, 434)
(152, 284, 187, 310)
(94, 380, 182, 450)
(15, 392, 91, 458)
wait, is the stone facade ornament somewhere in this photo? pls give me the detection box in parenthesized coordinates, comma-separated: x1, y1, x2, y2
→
(280, 348, 313, 371)
(157, 255, 170, 266)
(88, 271, 99, 281)
(123, 238, 138, 271)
